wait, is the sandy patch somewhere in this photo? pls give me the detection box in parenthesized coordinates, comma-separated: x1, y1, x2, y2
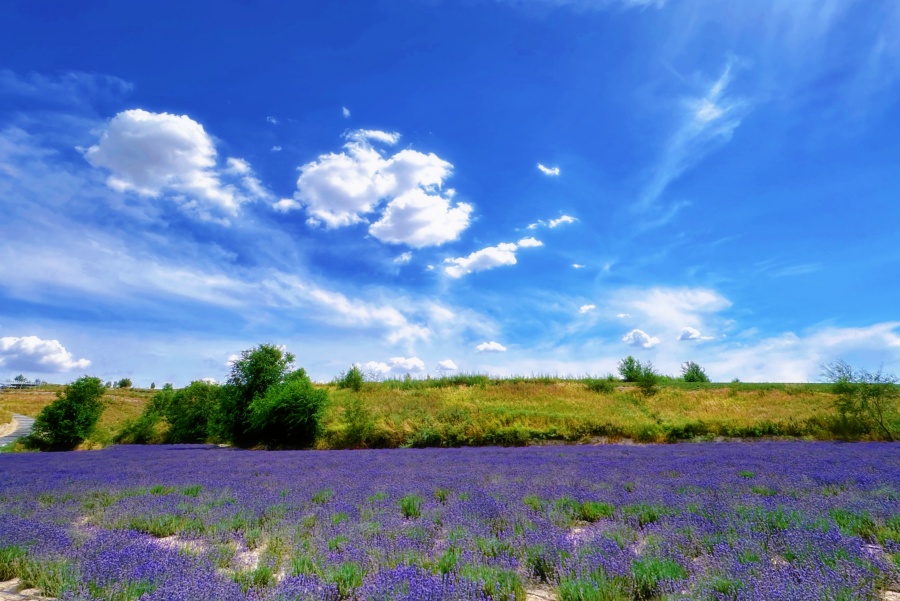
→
(526, 585, 557, 601)
(0, 418, 18, 439)
(0, 578, 55, 600)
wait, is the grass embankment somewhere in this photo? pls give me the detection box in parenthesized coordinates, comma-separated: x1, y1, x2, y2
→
(320, 379, 856, 448)
(0, 386, 153, 449)
(0, 407, 12, 426)
(2, 379, 893, 449)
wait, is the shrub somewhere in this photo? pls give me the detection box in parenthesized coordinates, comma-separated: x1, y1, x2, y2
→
(248, 369, 327, 448)
(341, 396, 375, 448)
(823, 360, 898, 441)
(29, 376, 106, 450)
(165, 380, 219, 443)
(115, 378, 133, 389)
(585, 375, 617, 393)
(681, 361, 710, 383)
(637, 363, 659, 397)
(337, 365, 364, 392)
(618, 356, 643, 382)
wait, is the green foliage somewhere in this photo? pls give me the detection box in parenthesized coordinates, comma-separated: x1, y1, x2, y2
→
(823, 359, 899, 440)
(585, 375, 617, 393)
(618, 356, 642, 382)
(29, 376, 106, 450)
(636, 363, 659, 397)
(164, 380, 218, 443)
(630, 556, 687, 599)
(578, 501, 616, 522)
(248, 369, 327, 448)
(115, 378, 133, 389)
(337, 365, 364, 392)
(681, 361, 710, 383)
(341, 395, 375, 448)
(13, 374, 27, 382)
(399, 494, 424, 518)
(216, 343, 295, 446)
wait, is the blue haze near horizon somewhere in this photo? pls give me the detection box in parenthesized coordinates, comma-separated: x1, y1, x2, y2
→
(0, 0, 899, 385)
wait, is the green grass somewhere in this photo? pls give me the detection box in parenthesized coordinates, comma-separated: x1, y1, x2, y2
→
(2, 377, 893, 450)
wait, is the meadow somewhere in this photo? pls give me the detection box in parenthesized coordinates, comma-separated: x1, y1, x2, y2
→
(0, 442, 898, 600)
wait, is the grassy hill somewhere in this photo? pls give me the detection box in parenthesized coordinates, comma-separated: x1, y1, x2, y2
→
(2, 378, 893, 449)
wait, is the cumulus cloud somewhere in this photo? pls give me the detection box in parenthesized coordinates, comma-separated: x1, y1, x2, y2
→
(284, 130, 471, 246)
(444, 238, 542, 278)
(358, 356, 426, 376)
(537, 163, 560, 176)
(572, 263, 585, 269)
(622, 329, 660, 349)
(0, 336, 90, 372)
(678, 326, 714, 341)
(85, 109, 270, 222)
(579, 304, 596, 314)
(476, 341, 507, 353)
(437, 359, 458, 371)
(394, 252, 413, 264)
(516, 237, 543, 248)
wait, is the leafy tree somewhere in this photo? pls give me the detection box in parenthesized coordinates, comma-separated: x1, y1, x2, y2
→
(115, 378, 133, 389)
(618, 356, 643, 382)
(248, 369, 327, 448)
(13, 374, 26, 382)
(164, 381, 219, 443)
(681, 361, 710, 383)
(150, 382, 156, 390)
(337, 365, 364, 392)
(30, 376, 106, 450)
(215, 344, 296, 446)
(823, 360, 898, 441)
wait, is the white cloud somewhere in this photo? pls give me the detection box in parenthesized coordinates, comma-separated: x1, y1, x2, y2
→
(444, 235, 546, 279)
(437, 359, 458, 371)
(476, 341, 508, 353)
(572, 263, 585, 269)
(342, 107, 351, 118)
(579, 304, 596, 314)
(516, 237, 543, 248)
(616, 313, 631, 318)
(537, 163, 560, 176)
(199, 377, 218, 384)
(359, 356, 426, 376)
(266, 116, 278, 125)
(394, 252, 413, 264)
(444, 243, 518, 278)
(549, 215, 576, 228)
(622, 329, 661, 349)
(271, 146, 282, 152)
(0, 336, 90, 372)
(678, 326, 713, 341)
(369, 189, 473, 248)
(622, 287, 731, 329)
(637, 63, 747, 214)
(527, 214, 577, 230)
(285, 130, 471, 246)
(85, 109, 270, 222)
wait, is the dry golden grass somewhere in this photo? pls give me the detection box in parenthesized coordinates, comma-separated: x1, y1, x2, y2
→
(0, 407, 11, 426)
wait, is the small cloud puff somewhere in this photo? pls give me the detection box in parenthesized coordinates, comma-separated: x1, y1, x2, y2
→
(394, 252, 413, 264)
(271, 146, 282, 152)
(616, 313, 631, 318)
(622, 329, 660, 349)
(579, 304, 596, 314)
(527, 214, 577, 230)
(476, 341, 507, 353)
(358, 356, 426, 376)
(437, 359, 458, 371)
(342, 107, 351, 118)
(266, 116, 278, 125)
(678, 326, 713, 341)
(537, 163, 560, 176)
(516, 237, 543, 248)
(572, 264, 586, 269)
(0, 336, 90, 372)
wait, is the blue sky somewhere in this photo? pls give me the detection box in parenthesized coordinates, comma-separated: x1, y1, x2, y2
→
(1, 0, 899, 385)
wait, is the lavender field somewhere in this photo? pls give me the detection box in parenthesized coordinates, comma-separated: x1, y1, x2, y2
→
(1, 443, 898, 601)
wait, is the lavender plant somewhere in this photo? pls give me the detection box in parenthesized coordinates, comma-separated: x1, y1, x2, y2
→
(0, 442, 897, 600)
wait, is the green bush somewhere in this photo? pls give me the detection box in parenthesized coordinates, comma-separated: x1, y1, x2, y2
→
(681, 361, 710, 383)
(29, 376, 106, 451)
(115, 378, 133, 389)
(637, 363, 659, 397)
(341, 396, 375, 448)
(823, 359, 899, 440)
(215, 344, 295, 446)
(165, 381, 219, 443)
(618, 356, 643, 382)
(337, 365, 364, 392)
(248, 369, 327, 448)
(585, 375, 617, 393)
